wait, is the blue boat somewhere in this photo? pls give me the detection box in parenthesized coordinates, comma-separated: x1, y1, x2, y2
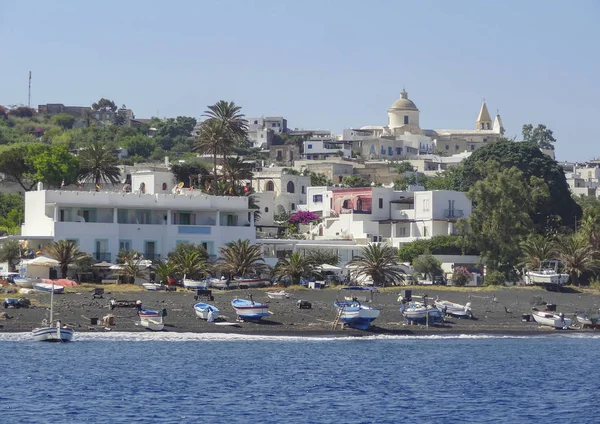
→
(231, 296, 269, 321)
(333, 287, 380, 330)
(194, 303, 220, 320)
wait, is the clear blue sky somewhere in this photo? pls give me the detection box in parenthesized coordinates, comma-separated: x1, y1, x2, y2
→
(1, 0, 598, 161)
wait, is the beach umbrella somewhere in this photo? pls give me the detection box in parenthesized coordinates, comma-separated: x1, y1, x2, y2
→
(317, 264, 342, 271)
(22, 256, 60, 267)
(92, 261, 113, 268)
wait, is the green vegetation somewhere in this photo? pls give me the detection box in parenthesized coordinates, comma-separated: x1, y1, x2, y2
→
(45, 240, 88, 278)
(412, 254, 443, 281)
(347, 244, 405, 287)
(341, 175, 370, 188)
(398, 235, 476, 263)
(272, 252, 317, 285)
(216, 239, 269, 277)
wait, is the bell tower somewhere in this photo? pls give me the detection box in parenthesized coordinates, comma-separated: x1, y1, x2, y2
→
(476, 101, 492, 130)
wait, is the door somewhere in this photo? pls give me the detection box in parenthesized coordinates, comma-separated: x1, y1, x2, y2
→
(145, 241, 156, 259)
(95, 239, 109, 261)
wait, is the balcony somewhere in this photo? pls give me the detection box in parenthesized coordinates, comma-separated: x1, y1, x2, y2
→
(93, 252, 111, 262)
(443, 209, 464, 219)
(143, 253, 161, 260)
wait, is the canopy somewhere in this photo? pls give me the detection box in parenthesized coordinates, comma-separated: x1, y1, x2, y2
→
(22, 256, 59, 267)
(317, 264, 342, 271)
(92, 261, 113, 268)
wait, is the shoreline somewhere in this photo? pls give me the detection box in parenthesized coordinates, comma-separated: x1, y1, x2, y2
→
(2, 285, 600, 338)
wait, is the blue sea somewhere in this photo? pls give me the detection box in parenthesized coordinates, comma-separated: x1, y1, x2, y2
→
(1, 332, 598, 423)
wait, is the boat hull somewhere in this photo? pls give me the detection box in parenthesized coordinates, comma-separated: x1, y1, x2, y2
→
(139, 317, 164, 331)
(32, 326, 74, 342)
(435, 300, 473, 319)
(526, 272, 570, 286)
(266, 291, 290, 300)
(231, 299, 269, 320)
(183, 279, 206, 290)
(401, 304, 443, 324)
(194, 303, 220, 320)
(334, 301, 380, 330)
(531, 309, 572, 329)
(14, 278, 34, 288)
(142, 283, 164, 291)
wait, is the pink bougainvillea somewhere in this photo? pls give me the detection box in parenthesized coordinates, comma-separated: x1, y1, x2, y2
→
(288, 211, 320, 224)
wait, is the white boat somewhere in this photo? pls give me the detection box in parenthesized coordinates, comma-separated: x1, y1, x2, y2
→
(138, 316, 165, 331)
(531, 308, 572, 329)
(231, 295, 270, 320)
(13, 277, 35, 288)
(333, 287, 380, 330)
(142, 282, 164, 291)
(525, 261, 569, 288)
(194, 302, 220, 320)
(266, 290, 290, 300)
(33, 282, 65, 294)
(400, 302, 443, 324)
(32, 281, 74, 342)
(435, 299, 473, 319)
(183, 276, 206, 290)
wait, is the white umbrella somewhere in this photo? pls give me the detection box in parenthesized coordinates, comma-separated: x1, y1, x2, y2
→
(22, 256, 60, 267)
(92, 261, 113, 268)
(317, 264, 342, 271)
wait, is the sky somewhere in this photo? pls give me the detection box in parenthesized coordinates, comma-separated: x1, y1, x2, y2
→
(1, 0, 599, 161)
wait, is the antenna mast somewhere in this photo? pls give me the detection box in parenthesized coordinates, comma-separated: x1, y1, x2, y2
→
(28, 71, 32, 108)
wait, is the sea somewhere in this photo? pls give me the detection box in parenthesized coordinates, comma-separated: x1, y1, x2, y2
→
(1, 332, 598, 424)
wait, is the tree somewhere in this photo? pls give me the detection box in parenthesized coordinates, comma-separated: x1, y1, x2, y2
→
(124, 135, 157, 158)
(519, 234, 555, 272)
(398, 235, 476, 263)
(202, 100, 248, 147)
(452, 266, 470, 287)
(156, 116, 197, 138)
(347, 244, 405, 287)
(171, 159, 210, 188)
(153, 259, 178, 284)
(221, 156, 253, 195)
(306, 250, 340, 267)
(394, 161, 415, 173)
(27, 144, 80, 188)
(522, 124, 556, 150)
(78, 141, 121, 186)
(0, 240, 22, 271)
(91, 98, 117, 112)
(8, 106, 35, 118)
(117, 256, 148, 284)
(170, 250, 211, 280)
(168, 242, 209, 261)
(0, 144, 37, 191)
(216, 239, 269, 277)
(578, 208, 600, 252)
(194, 119, 228, 194)
(465, 162, 548, 277)
(52, 113, 75, 130)
(341, 175, 370, 188)
(45, 240, 86, 278)
(554, 234, 599, 286)
(412, 254, 443, 281)
(310, 172, 333, 187)
(457, 140, 580, 233)
(273, 252, 316, 285)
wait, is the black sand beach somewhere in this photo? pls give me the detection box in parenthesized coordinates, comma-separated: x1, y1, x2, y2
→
(2, 285, 600, 336)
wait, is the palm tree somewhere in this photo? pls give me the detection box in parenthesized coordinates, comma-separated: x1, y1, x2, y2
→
(170, 250, 211, 280)
(216, 239, 269, 277)
(153, 259, 178, 284)
(78, 141, 121, 186)
(347, 244, 405, 287)
(579, 211, 600, 253)
(306, 250, 340, 267)
(45, 240, 87, 278)
(273, 252, 317, 286)
(221, 156, 253, 195)
(193, 119, 227, 194)
(554, 234, 600, 286)
(203, 100, 248, 143)
(117, 257, 148, 284)
(519, 234, 555, 271)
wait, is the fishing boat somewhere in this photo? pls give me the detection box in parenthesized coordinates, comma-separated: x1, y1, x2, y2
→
(525, 260, 569, 289)
(183, 276, 206, 290)
(138, 308, 163, 319)
(193, 302, 220, 320)
(13, 276, 35, 288)
(400, 301, 443, 325)
(266, 290, 290, 300)
(142, 282, 164, 291)
(333, 287, 380, 330)
(575, 313, 594, 327)
(33, 282, 65, 294)
(531, 307, 572, 329)
(434, 299, 473, 319)
(32, 281, 74, 342)
(231, 295, 270, 321)
(137, 308, 166, 331)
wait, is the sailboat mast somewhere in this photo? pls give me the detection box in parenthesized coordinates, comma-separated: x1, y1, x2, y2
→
(50, 281, 54, 323)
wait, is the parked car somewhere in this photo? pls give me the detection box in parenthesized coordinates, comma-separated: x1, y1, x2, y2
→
(3, 298, 31, 309)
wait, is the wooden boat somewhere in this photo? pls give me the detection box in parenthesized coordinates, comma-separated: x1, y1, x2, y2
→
(400, 302, 443, 324)
(194, 302, 220, 320)
(333, 287, 380, 330)
(33, 282, 65, 294)
(231, 295, 269, 321)
(434, 299, 473, 319)
(266, 290, 290, 300)
(531, 308, 572, 329)
(32, 281, 74, 342)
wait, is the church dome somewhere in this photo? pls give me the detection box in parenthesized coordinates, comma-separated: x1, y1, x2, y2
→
(390, 89, 418, 111)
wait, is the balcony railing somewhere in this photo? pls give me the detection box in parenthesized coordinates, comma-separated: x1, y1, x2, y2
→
(443, 209, 464, 219)
(93, 252, 111, 262)
(143, 253, 161, 260)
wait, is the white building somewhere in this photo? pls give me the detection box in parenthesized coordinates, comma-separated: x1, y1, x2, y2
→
(563, 162, 600, 197)
(304, 187, 471, 247)
(21, 172, 255, 263)
(302, 139, 352, 160)
(244, 167, 310, 217)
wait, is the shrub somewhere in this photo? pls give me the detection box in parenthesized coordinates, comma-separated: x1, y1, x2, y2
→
(288, 211, 320, 225)
(452, 266, 470, 287)
(484, 270, 505, 286)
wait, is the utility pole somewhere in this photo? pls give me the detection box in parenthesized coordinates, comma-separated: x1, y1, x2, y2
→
(28, 71, 32, 108)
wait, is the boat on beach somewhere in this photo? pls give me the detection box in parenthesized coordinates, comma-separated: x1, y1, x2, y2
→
(531, 307, 572, 329)
(434, 299, 473, 319)
(13, 277, 35, 288)
(32, 281, 74, 342)
(400, 301, 443, 324)
(231, 295, 270, 321)
(33, 282, 65, 294)
(525, 261, 569, 289)
(333, 287, 380, 330)
(183, 276, 206, 290)
(194, 302, 220, 320)
(266, 290, 290, 300)
(137, 308, 166, 331)
(142, 282, 164, 291)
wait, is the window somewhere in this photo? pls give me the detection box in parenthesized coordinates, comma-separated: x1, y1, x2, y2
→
(265, 207, 269, 212)
(66, 239, 78, 246)
(276, 150, 283, 160)
(455, 145, 459, 150)
(301, 186, 305, 194)
(423, 199, 430, 211)
(260, 134, 264, 138)
(179, 213, 191, 225)
(291, 203, 296, 210)
(445, 145, 449, 150)
(119, 240, 131, 250)
(307, 144, 313, 149)
(266, 181, 274, 191)
(272, 123, 277, 127)
(423, 226, 428, 237)
(162, 182, 167, 190)
(404, 115, 409, 125)
(313, 194, 323, 203)
(287, 181, 295, 193)
(253, 120, 258, 124)
(470, 145, 475, 151)
(378, 198, 383, 209)
(399, 227, 406, 236)
(396, 147, 402, 155)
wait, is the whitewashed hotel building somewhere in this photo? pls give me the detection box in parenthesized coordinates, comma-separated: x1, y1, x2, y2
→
(21, 172, 255, 262)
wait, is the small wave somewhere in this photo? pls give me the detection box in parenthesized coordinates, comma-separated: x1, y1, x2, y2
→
(1, 331, 599, 343)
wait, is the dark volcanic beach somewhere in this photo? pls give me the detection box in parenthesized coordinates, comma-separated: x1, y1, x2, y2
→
(2, 285, 600, 336)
